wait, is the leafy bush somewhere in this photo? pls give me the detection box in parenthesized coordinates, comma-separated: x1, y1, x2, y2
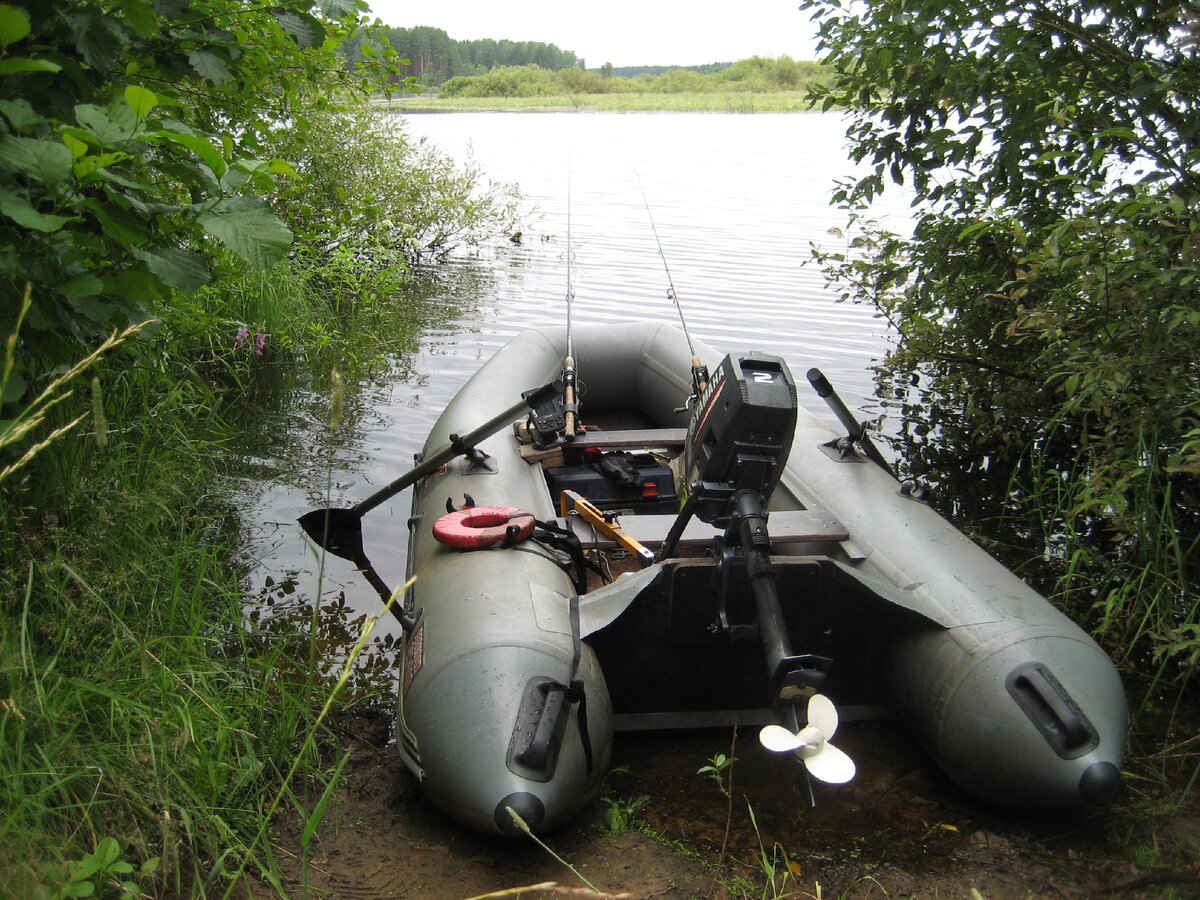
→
(558, 66, 628, 94)
(718, 56, 831, 92)
(805, 0, 1200, 674)
(440, 64, 564, 97)
(266, 106, 517, 261)
(650, 68, 709, 93)
(0, 0, 396, 377)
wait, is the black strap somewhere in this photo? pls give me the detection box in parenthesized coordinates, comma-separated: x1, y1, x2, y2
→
(569, 679, 593, 774)
(533, 517, 607, 594)
(567, 592, 593, 773)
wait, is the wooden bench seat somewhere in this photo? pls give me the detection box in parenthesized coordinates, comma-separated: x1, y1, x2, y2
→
(561, 507, 849, 549)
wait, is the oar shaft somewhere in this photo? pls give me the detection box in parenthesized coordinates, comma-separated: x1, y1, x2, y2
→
(355, 383, 557, 516)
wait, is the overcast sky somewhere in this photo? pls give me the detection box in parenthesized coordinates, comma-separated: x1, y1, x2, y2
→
(363, 1, 821, 68)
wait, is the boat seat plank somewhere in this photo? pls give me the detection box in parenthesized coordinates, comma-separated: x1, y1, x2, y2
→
(573, 427, 686, 448)
(561, 508, 849, 549)
(519, 428, 688, 464)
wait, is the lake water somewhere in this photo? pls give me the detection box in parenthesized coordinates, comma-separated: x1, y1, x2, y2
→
(236, 111, 913, 645)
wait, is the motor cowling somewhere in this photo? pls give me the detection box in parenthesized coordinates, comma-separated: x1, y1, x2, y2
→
(682, 353, 798, 523)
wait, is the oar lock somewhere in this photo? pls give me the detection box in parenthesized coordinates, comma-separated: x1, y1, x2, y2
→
(449, 433, 497, 475)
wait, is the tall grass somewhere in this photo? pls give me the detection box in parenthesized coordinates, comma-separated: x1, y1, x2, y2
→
(1017, 429, 1200, 687)
(0, 335, 337, 894)
(0, 261, 414, 893)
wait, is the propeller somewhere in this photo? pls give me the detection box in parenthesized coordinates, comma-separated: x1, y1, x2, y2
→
(759, 693, 856, 784)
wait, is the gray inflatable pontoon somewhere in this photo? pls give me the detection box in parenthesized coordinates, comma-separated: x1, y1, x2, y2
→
(395, 322, 1126, 835)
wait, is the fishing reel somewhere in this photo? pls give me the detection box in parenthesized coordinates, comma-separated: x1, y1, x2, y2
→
(514, 360, 581, 449)
(516, 387, 568, 449)
(673, 360, 712, 414)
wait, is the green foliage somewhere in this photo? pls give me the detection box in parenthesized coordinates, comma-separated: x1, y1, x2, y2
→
(697, 752, 735, 798)
(399, 91, 820, 113)
(0, 366, 296, 891)
(0, 7, 518, 894)
(441, 64, 567, 98)
(805, 0, 1199, 673)
(49, 838, 159, 900)
(0, 0, 399, 372)
(0, 309, 418, 891)
(650, 68, 709, 94)
(717, 56, 833, 93)
(1, 287, 149, 483)
(804, 0, 1198, 215)
(744, 801, 803, 899)
(263, 105, 518, 262)
(601, 793, 650, 834)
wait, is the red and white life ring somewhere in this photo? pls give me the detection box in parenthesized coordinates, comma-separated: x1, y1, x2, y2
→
(432, 506, 536, 550)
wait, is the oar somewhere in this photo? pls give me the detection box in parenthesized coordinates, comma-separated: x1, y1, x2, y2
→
(299, 382, 557, 561)
(805, 368, 895, 477)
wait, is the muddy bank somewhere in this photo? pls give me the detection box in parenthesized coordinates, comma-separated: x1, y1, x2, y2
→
(264, 710, 1199, 899)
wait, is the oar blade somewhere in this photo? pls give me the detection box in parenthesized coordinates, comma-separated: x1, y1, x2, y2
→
(298, 507, 365, 561)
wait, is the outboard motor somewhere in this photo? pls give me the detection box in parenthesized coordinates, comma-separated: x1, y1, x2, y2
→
(661, 353, 826, 695)
(659, 353, 854, 794)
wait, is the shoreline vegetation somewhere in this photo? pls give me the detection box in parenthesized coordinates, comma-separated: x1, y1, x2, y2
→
(372, 57, 834, 113)
(377, 91, 822, 113)
(0, 2, 518, 894)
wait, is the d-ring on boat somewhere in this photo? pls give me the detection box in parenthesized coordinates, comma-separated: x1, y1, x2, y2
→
(366, 321, 1127, 835)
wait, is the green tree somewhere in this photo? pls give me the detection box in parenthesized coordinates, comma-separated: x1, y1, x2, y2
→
(804, 0, 1199, 666)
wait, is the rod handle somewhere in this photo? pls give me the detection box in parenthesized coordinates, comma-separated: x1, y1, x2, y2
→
(806, 368, 834, 399)
(563, 355, 578, 440)
(691, 355, 709, 394)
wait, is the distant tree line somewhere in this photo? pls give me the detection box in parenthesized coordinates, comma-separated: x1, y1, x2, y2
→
(342, 26, 582, 84)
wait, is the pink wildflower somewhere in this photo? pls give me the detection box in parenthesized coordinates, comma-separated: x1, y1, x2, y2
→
(234, 325, 249, 348)
(254, 332, 267, 358)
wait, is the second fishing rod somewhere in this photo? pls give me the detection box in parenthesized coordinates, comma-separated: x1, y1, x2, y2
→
(639, 183, 709, 407)
(561, 169, 579, 440)
(638, 183, 894, 478)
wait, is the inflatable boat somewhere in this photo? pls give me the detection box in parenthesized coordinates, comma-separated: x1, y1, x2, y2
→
(307, 322, 1127, 836)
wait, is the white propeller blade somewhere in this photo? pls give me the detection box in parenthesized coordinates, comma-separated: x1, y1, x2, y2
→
(756, 693, 856, 785)
(807, 692, 839, 738)
(805, 740, 856, 784)
(759, 723, 805, 753)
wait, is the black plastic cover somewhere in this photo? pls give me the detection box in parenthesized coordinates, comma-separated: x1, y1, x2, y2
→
(683, 353, 797, 522)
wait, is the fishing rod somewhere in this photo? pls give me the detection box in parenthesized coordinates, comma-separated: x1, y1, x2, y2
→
(639, 183, 709, 404)
(561, 166, 579, 440)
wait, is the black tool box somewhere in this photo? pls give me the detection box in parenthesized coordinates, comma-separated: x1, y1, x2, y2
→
(546, 452, 679, 515)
